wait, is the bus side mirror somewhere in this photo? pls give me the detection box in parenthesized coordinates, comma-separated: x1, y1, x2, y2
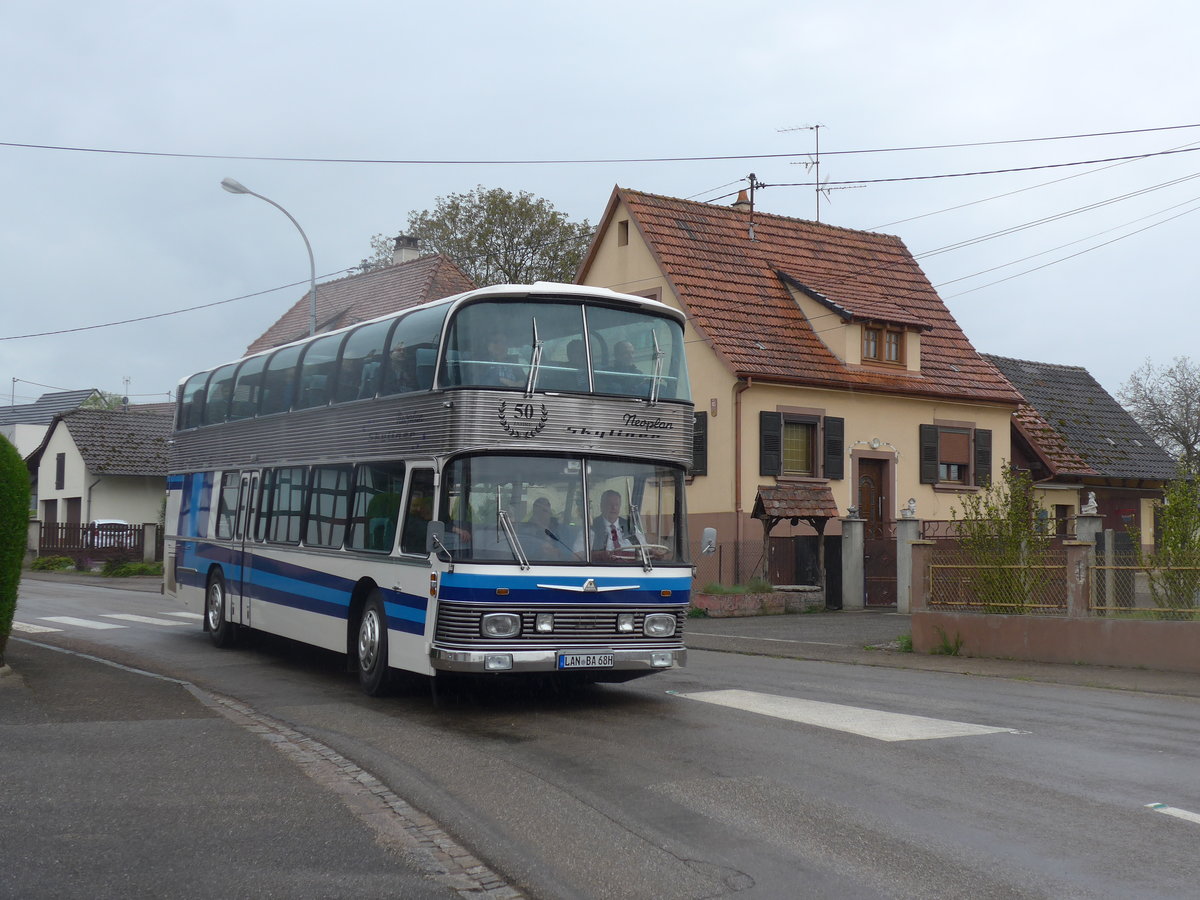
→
(426, 521, 446, 554)
(701, 527, 717, 555)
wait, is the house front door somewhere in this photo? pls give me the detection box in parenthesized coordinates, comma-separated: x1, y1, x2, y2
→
(858, 458, 897, 607)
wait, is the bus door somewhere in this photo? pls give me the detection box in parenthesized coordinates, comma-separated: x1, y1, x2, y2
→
(230, 472, 259, 627)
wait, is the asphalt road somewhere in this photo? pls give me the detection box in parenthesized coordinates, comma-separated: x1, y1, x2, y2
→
(9, 573, 1200, 899)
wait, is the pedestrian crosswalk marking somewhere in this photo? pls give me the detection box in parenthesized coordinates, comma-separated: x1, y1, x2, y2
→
(102, 613, 191, 627)
(12, 621, 62, 633)
(675, 689, 1015, 742)
(39, 616, 125, 630)
(165, 611, 203, 620)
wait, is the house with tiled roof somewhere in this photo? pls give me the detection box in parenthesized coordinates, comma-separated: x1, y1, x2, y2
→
(578, 187, 1023, 605)
(245, 243, 475, 355)
(984, 354, 1176, 541)
(26, 407, 173, 535)
(0, 389, 99, 458)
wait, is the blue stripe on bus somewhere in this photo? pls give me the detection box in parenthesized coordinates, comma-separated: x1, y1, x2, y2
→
(180, 543, 428, 636)
(438, 571, 691, 605)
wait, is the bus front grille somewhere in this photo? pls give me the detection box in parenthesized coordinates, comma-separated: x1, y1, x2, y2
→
(434, 602, 686, 648)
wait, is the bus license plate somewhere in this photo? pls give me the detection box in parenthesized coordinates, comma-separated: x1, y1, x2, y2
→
(558, 652, 614, 669)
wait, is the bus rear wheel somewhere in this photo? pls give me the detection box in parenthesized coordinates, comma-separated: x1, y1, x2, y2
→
(206, 572, 238, 648)
(357, 591, 390, 696)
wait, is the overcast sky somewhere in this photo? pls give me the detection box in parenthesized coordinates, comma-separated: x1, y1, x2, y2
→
(3, 0, 1197, 409)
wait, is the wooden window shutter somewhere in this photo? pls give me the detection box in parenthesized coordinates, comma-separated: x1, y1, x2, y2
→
(919, 424, 939, 484)
(691, 411, 708, 476)
(974, 428, 993, 486)
(759, 411, 782, 476)
(822, 416, 844, 480)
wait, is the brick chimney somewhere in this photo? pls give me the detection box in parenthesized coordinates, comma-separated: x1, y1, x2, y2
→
(391, 234, 421, 264)
(731, 190, 752, 212)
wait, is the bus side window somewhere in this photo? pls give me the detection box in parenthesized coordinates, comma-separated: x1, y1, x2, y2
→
(203, 364, 237, 426)
(260, 345, 303, 416)
(333, 319, 392, 404)
(179, 371, 209, 429)
(400, 469, 436, 555)
(347, 461, 406, 552)
(305, 465, 351, 548)
(294, 332, 345, 411)
(215, 471, 240, 539)
(229, 355, 267, 421)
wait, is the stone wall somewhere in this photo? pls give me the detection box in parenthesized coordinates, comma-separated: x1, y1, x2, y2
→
(692, 587, 823, 618)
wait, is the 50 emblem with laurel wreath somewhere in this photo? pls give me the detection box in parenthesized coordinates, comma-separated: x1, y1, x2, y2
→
(497, 400, 549, 439)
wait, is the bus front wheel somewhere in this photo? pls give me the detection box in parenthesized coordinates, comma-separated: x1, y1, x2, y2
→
(206, 572, 238, 648)
(357, 591, 390, 696)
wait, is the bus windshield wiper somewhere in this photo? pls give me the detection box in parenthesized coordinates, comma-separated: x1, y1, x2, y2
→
(496, 495, 530, 570)
(524, 317, 543, 398)
(649, 330, 665, 406)
(628, 502, 653, 571)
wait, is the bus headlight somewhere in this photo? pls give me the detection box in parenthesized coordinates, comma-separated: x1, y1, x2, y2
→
(643, 614, 677, 637)
(617, 613, 636, 633)
(481, 613, 521, 638)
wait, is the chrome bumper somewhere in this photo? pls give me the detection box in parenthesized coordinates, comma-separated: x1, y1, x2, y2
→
(430, 646, 687, 674)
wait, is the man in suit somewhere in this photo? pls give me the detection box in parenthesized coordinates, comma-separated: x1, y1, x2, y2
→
(591, 489, 640, 552)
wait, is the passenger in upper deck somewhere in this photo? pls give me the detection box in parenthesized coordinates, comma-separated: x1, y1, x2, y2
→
(612, 340, 640, 375)
(486, 332, 524, 388)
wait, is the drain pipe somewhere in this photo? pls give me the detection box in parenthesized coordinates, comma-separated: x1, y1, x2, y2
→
(733, 377, 752, 553)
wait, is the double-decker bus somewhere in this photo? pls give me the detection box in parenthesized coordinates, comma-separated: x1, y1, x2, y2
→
(164, 283, 712, 694)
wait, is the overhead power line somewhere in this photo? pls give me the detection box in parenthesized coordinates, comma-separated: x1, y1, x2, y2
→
(761, 146, 1200, 189)
(3, 122, 1200, 167)
(0, 271, 351, 341)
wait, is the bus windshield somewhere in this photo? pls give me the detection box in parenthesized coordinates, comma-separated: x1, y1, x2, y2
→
(440, 454, 687, 566)
(440, 299, 690, 401)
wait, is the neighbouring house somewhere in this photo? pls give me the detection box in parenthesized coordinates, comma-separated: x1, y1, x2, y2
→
(26, 407, 173, 541)
(244, 238, 476, 355)
(578, 187, 1022, 606)
(0, 389, 99, 460)
(983, 354, 1177, 547)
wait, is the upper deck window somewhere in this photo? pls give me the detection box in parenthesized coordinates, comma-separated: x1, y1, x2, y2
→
(294, 332, 346, 410)
(259, 344, 304, 416)
(439, 299, 690, 402)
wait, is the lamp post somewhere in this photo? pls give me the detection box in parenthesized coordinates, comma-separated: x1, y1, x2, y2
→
(220, 178, 317, 336)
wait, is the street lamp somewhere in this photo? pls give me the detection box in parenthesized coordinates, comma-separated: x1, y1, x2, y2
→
(220, 177, 317, 336)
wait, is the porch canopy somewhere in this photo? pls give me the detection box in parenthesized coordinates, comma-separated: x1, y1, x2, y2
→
(752, 484, 840, 534)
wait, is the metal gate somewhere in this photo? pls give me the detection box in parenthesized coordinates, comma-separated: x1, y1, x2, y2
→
(864, 522, 897, 607)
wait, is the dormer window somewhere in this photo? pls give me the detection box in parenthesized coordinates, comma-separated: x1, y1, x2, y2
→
(863, 325, 905, 365)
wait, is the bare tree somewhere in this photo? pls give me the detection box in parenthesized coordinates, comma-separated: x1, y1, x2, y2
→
(357, 186, 593, 285)
(1119, 356, 1200, 469)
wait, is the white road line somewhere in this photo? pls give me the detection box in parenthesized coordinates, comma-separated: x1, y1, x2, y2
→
(39, 616, 125, 630)
(12, 621, 62, 634)
(1146, 802, 1200, 825)
(676, 689, 1015, 742)
(164, 611, 203, 620)
(102, 613, 191, 627)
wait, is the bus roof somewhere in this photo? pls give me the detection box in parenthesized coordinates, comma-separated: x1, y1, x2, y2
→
(176, 282, 684, 389)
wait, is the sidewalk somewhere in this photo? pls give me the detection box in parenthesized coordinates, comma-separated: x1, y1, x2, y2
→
(21, 567, 162, 593)
(685, 608, 1200, 699)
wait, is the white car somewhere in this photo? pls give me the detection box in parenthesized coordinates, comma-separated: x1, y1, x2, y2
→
(89, 519, 135, 549)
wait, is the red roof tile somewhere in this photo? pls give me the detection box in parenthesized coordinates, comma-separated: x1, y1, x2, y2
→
(598, 189, 1020, 405)
(246, 255, 475, 355)
(753, 484, 840, 521)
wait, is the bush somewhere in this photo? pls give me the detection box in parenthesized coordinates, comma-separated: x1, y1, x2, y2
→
(1132, 467, 1200, 618)
(101, 561, 162, 578)
(951, 466, 1052, 614)
(31, 555, 74, 571)
(0, 438, 31, 666)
